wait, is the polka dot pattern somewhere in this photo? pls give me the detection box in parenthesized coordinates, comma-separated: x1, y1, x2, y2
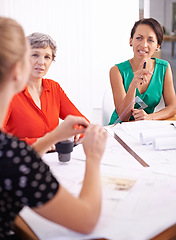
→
(0, 131, 59, 238)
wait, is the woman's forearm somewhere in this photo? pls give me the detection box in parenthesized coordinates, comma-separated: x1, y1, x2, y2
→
(149, 105, 176, 120)
(32, 131, 60, 157)
(79, 160, 101, 221)
(116, 84, 136, 121)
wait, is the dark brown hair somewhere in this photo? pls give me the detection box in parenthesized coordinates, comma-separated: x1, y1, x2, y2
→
(131, 18, 163, 45)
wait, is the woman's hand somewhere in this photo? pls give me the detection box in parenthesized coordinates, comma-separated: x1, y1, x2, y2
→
(132, 109, 152, 120)
(74, 125, 85, 143)
(131, 59, 152, 89)
(82, 124, 107, 162)
(33, 115, 89, 156)
(47, 144, 56, 152)
(55, 115, 89, 142)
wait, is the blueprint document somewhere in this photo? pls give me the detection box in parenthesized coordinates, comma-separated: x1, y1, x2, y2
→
(20, 129, 176, 240)
(20, 166, 176, 240)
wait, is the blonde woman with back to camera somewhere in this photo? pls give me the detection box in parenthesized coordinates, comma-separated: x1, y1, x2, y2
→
(0, 17, 107, 239)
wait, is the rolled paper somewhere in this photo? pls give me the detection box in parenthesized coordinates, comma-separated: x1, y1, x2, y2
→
(139, 128, 176, 145)
(153, 136, 176, 150)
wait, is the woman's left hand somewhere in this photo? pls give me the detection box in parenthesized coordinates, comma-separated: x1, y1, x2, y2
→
(74, 124, 85, 144)
(132, 109, 151, 120)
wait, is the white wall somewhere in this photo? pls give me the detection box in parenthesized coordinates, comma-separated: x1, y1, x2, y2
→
(0, 0, 139, 123)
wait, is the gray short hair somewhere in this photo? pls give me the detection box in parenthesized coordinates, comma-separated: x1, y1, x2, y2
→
(27, 32, 57, 60)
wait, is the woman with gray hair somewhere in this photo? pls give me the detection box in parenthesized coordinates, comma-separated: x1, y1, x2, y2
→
(29, 32, 57, 60)
(3, 32, 88, 150)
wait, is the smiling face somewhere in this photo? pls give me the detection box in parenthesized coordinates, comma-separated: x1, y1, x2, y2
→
(30, 46, 53, 79)
(130, 24, 160, 60)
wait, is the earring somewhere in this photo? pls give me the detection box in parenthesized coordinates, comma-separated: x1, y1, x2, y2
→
(156, 48, 159, 52)
(130, 44, 132, 47)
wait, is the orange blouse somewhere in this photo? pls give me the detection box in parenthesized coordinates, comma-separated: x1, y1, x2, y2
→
(3, 78, 88, 145)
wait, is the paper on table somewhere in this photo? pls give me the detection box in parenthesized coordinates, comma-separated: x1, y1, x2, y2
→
(72, 134, 143, 169)
(153, 136, 176, 150)
(113, 120, 175, 141)
(42, 152, 85, 196)
(140, 127, 176, 145)
(19, 146, 176, 240)
(100, 164, 143, 201)
(112, 121, 176, 174)
(106, 171, 176, 240)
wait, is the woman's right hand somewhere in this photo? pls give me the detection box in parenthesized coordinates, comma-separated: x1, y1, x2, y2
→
(33, 115, 89, 156)
(82, 124, 107, 162)
(131, 59, 152, 89)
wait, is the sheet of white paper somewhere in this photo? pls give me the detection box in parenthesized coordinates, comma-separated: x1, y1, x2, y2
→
(108, 171, 176, 240)
(42, 152, 85, 196)
(20, 168, 176, 240)
(72, 134, 143, 170)
(19, 121, 176, 240)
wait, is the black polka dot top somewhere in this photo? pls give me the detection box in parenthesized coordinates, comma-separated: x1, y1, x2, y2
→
(0, 131, 59, 239)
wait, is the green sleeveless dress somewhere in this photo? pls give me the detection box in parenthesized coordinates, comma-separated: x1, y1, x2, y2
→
(109, 58, 168, 125)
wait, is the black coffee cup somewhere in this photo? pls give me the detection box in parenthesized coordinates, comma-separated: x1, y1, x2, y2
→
(55, 140, 74, 162)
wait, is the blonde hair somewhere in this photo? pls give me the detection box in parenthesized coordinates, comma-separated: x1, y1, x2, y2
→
(0, 17, 26, 83)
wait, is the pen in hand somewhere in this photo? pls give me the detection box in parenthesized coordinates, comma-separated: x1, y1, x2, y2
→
(140, 61, 146, 85)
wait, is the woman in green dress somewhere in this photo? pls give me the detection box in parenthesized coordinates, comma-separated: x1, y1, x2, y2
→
(109, 18, 176, 124)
